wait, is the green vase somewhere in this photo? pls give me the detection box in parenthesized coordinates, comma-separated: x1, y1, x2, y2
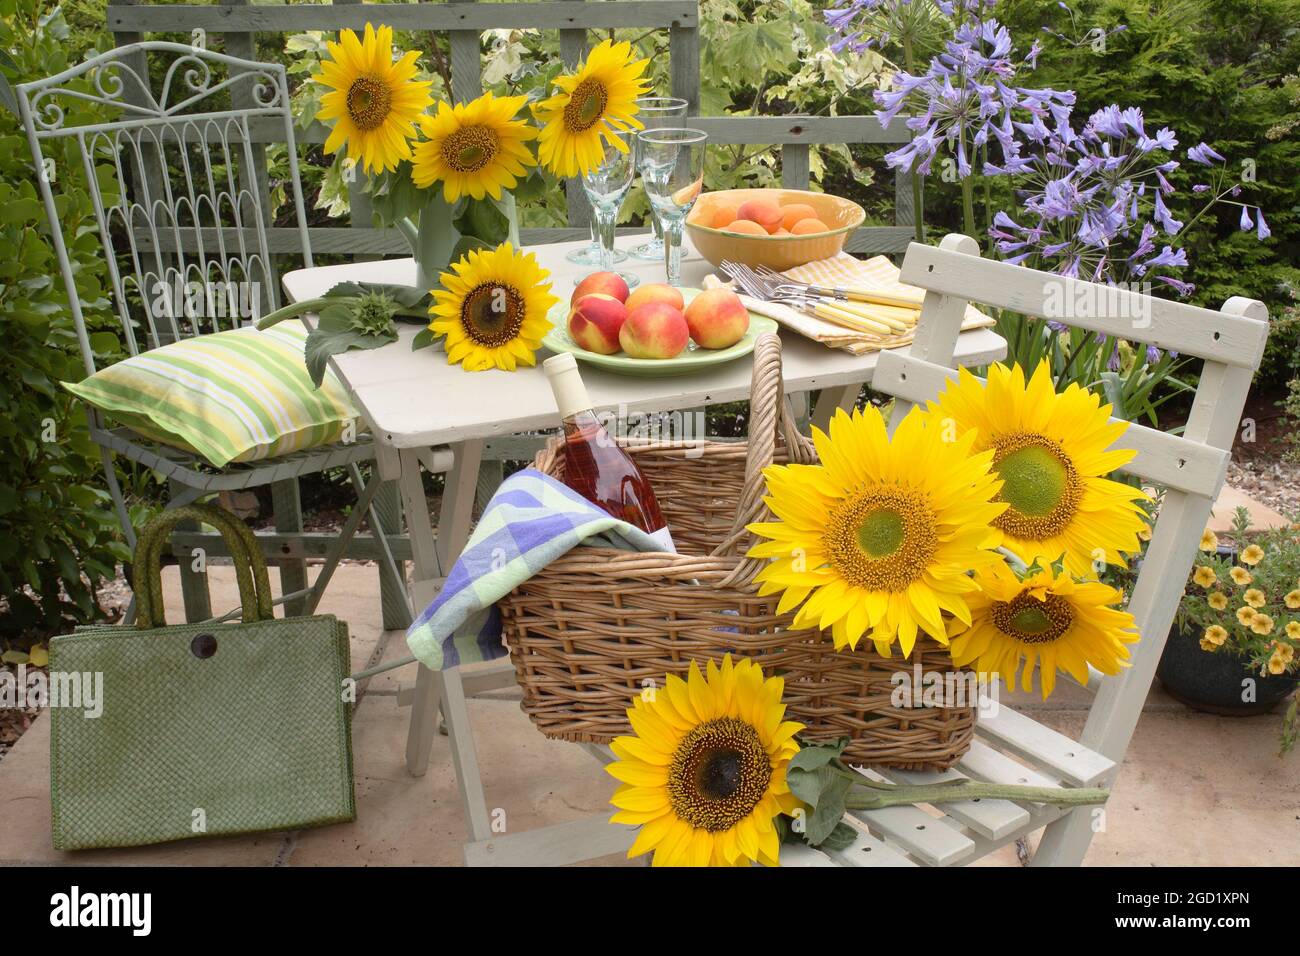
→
(398, 193, 522, 293)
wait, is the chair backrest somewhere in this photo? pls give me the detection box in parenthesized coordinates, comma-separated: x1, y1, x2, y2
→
(17, 41, 313, 374)
(873, 234, 1269, 765)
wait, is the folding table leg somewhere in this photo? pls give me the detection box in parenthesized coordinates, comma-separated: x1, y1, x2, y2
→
(811, 384, 860, 431)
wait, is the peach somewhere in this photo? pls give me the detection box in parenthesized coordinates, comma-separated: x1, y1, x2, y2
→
(571, 271, 629, 306)
(735, 197, 783, 233)
(779, 203, 818, 231)
(711, 202, 743, 228)
(721, 219, 768, 236)
(619, 302, 689, 359)
(567, 293, 627, 355)
(790, 217, 830, 235)
(684, 288, 750, 349)
(773, 227, 791, 236)
(625, 282, 685, 313)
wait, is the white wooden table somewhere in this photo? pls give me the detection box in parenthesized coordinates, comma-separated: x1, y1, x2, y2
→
(282, 236, 1010, 864)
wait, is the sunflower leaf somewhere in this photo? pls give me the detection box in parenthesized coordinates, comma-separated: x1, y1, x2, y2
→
(808, 820, 859, 853)
(794, 768, 851, 846)
(411, 328, 437, 351)
(325, 281, 430, 311)
(787, 737, 848, 775)
(304, 322, 397, 388)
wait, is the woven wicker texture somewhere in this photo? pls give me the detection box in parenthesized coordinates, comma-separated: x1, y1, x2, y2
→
(500, 334, 976, 770)
(49, 504, 355, 850)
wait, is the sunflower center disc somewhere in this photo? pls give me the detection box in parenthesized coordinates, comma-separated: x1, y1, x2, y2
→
(460, 283, 524, 348)
(825, 488, 937, 593)
(443, 125, 499, 173)
(346, 76, 392, 131)
(669, 717, 770, 833)
(564, 78, 609, 132)
(991, 592, 1075, 645)
(991, 433, 1082, 540)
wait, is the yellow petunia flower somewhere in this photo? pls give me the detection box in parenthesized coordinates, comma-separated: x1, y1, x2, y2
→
(1268, 644, 1294, 675)
(1203, 624, 1229, 646)
(1192, 565, 1216, 588)
(1230, 566, 1253, 586)
(926, 363, 1149, 577)
(1250, 613, 1275, 636)
(314, 23, 433, 175)
(1240, 543, 1265, 566)
(1207, 592, 1228, 611)
(1200, 636, 1219, 652)
(1285, 590, 1300, 610)
(607, 656, 804, 867)
(1244, 588, 1267, 609)
(1287, 621, 1300, 640)
(1199, 529, 1218, 551)
(1236, 606, 1257, 626)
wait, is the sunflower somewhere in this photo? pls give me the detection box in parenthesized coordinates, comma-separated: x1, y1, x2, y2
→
(928, 363, 1149, 578)
(747, 406, 1006, 656)
(532, 39, 650, 178)
(410, 93, 538, 203)
(427, 242, 557, 371)
(949, 562, 1139, 699)
(607, 656, 804, 867)
(314, 24, 432, 175)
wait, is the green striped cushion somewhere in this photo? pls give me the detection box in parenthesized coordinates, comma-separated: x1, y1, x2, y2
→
(63, 323, 360, 469)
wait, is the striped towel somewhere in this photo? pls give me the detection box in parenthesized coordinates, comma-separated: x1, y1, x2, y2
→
(405, 468, 672, 671)
(706, 253, 993, 355)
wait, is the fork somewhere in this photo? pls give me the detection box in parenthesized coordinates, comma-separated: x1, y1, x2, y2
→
(720, 260, 901, 335)
(754, 264, 925, 312)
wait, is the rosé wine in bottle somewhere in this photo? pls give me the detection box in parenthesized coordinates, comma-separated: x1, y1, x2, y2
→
(543, 353, 675, 551)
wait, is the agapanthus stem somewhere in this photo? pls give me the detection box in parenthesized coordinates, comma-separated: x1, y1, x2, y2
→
(902, 33, 925, 244)
(961, 176, 977, 244)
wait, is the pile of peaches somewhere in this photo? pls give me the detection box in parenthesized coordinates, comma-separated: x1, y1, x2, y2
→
(566, 272, 750, 361)
(708, 195, 829, 236)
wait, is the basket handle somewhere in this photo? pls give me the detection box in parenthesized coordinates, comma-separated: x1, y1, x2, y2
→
(132, 503, 274, 629)
(711, 332, 814, 584)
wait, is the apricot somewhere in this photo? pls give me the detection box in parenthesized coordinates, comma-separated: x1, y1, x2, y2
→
(711, 202, 744, 228)
(735, 197, 783, 233)
(790, 217, 830, 235)
(779, 203, 819, 231)
(721, 219, 768, 236)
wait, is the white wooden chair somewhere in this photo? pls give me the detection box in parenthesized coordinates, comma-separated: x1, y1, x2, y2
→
(453, 232, 1266, 868)
(773, 233, 1267, 867)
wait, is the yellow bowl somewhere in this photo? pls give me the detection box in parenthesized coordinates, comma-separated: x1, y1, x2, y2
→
(685, 188, 866, 272)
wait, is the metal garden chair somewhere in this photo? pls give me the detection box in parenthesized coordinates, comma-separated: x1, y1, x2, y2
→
(17, 41, 436, 626)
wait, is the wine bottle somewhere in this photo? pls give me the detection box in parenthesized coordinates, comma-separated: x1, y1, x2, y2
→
(543, 353, 675, 551)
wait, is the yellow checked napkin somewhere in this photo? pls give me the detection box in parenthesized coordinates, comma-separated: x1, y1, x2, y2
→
(705, 252, 994, 355)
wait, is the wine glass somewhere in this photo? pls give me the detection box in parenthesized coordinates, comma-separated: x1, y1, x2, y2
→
(578, 128, 639, 287)
(637, 128, 708, 287)
(628, 96, 690, 262)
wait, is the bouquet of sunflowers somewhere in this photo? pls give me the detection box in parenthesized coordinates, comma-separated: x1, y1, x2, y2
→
(261, 23, 650, 374)
(606, 362, 1154, 866)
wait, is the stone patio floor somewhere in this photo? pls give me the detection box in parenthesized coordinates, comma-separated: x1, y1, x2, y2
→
(2, 561, 1297, 867)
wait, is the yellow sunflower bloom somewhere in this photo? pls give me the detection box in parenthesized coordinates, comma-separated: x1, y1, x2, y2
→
(427, 242, 557, 371)
(1192, 565, 1217, 588)
(1203, 625, 1229, 646)
(607, 656, 804, 867)
(1244, 588, 1267, 608)
(927, 363, 1149, 577)
(1236, 606, 1257, 626)
(1250, 613, 1275, 636)
(949, 562, 1138, 699)
(410, 92, 538, 202)
(1199, 529, 1219, 551)
(1207, 592, 1229, 611)
(747, 405, 1006, 656)
(533, 39, 651, 178)
(1230, 566, 1253, 586)
(314, 23, 432, 175)
(1240, 543, 1265, 566)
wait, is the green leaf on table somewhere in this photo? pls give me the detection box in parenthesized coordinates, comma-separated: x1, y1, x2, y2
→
(325, 281, 430, 311)
(411, 327, 437, 351)
(785, 738, 852, 847)
(303, 300, 397, 387)
(808, 820, 860, 853)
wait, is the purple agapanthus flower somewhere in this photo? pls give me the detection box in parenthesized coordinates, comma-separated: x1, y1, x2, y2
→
(1187, 142, 1226, 165)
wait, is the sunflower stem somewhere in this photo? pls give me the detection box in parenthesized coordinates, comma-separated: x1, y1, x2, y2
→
(255, 297, 338, 330)
(843, 780, 1109, 810)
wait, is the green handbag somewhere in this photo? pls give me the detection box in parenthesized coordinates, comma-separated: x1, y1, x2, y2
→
(49, 503, 355, 850)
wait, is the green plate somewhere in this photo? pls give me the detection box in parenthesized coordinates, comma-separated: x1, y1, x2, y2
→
(543, 287, 778, 377)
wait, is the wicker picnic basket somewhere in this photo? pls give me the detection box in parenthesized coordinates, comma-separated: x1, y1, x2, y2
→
(498, 333, 976, 770)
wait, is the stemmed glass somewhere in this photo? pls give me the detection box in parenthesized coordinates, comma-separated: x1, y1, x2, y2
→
(637, 128, 708, 287)
(578, 128, 639, 288)
(628, 96, 690, 262)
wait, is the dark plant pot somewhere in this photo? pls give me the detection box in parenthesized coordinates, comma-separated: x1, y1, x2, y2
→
(1157, 623, 1299, 716)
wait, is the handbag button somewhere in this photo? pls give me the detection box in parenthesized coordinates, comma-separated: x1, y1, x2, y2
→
(191, 633, 218, 659)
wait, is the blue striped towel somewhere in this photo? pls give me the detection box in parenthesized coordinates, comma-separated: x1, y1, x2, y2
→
(405, 468, 672, 670)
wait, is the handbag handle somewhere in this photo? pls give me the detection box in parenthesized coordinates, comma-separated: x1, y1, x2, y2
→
(711, 332, 815, 585)
(132, 503, 274, 629)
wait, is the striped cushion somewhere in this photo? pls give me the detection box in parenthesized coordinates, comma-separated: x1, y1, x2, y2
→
(63, 323, 360, 468)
